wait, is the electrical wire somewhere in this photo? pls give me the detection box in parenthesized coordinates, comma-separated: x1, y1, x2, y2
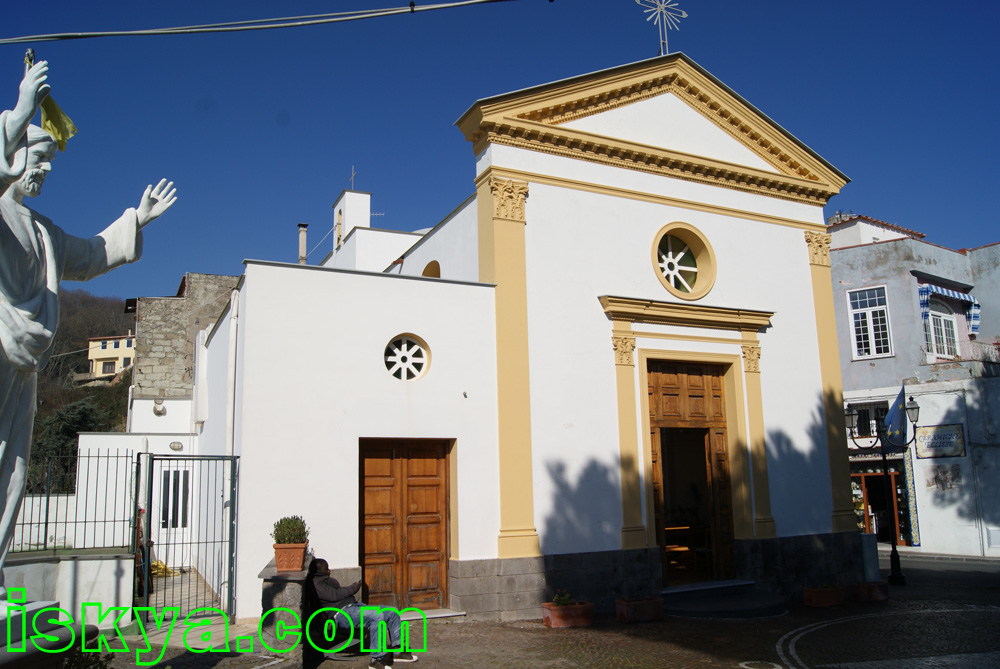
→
(307, 226, 335, 258)
(0, 0, 520, 45)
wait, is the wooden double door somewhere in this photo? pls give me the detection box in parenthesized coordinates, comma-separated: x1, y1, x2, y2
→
(648, 361, 735, 584)
(361, 439, 448, 610)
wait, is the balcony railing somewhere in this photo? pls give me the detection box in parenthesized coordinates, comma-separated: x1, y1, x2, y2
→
(959, 340, 1000, 364)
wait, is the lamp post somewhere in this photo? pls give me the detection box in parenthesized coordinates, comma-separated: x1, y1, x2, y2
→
(845, 396, 919, 586)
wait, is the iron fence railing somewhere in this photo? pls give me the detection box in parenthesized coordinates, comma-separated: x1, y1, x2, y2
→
(12, 449, 135, 553)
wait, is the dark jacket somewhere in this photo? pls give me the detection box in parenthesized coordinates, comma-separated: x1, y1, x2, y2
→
(312, 574, 360, 609)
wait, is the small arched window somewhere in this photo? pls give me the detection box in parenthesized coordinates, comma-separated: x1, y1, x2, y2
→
(421, 261, 441, 278)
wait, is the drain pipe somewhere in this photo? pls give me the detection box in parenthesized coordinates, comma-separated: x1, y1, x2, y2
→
(225, 290, 240, 458)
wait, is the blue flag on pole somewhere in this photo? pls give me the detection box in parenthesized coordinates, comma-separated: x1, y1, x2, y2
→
(882, 385, 908, 452)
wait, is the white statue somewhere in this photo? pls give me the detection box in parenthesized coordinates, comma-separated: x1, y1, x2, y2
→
(0, 61, 177, 603)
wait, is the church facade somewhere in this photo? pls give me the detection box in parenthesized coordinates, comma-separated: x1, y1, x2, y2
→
(187, 53, 862, 621)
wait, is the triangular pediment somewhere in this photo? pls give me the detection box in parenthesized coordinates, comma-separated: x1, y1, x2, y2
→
(561, 92, 780, 174)
(457, 54, 848, 204)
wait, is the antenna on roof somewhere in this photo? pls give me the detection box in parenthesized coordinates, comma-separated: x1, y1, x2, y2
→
(635, 0, 687, 56)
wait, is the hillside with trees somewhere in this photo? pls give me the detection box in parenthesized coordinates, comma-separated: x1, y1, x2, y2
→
(29, 289, 134, 487)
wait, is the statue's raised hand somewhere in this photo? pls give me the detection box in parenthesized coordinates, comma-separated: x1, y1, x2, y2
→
(136, 179, 177, 228)
(1, 61, 50, 183)
(16, 61, 50, 119)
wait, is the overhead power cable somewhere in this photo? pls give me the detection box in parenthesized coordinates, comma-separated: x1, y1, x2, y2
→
(0, 0, 519, 45)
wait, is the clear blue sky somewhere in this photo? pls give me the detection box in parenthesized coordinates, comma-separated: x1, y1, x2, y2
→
(4, 0, 998, 299)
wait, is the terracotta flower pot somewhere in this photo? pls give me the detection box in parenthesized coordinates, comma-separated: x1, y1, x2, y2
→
(273, 542, 308, 572)
(615, 597, 663, 623)
(803, 586, 845, 607)
(542, 601, 594, 628)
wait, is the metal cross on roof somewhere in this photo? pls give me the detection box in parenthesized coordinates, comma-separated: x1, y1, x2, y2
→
(635, 0, 688, 56)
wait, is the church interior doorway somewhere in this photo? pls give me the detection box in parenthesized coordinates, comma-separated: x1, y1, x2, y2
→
(648, 361, 735, 585)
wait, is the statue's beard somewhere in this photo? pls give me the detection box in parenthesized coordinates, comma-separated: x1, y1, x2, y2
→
(19, 169, 45, 197)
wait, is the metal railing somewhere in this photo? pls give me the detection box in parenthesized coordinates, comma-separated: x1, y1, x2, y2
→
(12, 449, 135, 553)
(959, 339, 1000, 364)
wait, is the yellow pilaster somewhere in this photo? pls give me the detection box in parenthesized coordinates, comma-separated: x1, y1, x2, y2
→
(805, 231, 856, 533)
(477, 173, 541, 558)
(742, 335, 776, 538)
(611, 321, 647, 549)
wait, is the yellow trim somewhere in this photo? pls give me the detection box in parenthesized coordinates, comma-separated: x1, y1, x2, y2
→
(485, 167, 827, 233)
(650, 221, 717, 301)
(805, 232, 855, 533)
(637, 349, 754, 543)
(741, 332, 776, 537)
(458, 55, 847, 205)
(476, 174, 541, 558)
(611, 322, 646, 549)
(600, 296, 773, 332)
(480, 121, 837, 205)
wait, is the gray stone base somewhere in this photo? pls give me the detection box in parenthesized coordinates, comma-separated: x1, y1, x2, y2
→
(735, 531, 865, 599)
(448, 548, 661, 621)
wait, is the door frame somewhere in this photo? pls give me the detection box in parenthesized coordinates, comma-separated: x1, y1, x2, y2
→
(359, 438, 452, 610)
(639, 351, 753, 549)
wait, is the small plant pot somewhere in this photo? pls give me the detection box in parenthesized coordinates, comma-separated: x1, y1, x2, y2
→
(542, 601, 594, 628)
(803, 586, 845, 607)
(615, 597, 663, 623)
(273, 542, 308, 572)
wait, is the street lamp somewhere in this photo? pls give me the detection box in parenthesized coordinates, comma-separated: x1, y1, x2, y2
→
(845, 396, 920, 586)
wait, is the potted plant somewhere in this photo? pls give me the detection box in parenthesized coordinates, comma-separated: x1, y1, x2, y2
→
(803, 583, 845, 607)
(541, 589, 594, 628)
(272, 515, 309, 572)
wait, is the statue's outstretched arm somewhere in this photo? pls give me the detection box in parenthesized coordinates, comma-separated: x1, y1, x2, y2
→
(1, 61, 49, 184)
(136, 179, 178, 229)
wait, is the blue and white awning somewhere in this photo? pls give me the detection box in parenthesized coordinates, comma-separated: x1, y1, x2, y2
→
(918, 284, 981, 335)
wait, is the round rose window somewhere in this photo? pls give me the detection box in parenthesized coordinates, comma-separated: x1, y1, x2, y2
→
(384, 334, 429, 381)
(651, 222, 717, 300)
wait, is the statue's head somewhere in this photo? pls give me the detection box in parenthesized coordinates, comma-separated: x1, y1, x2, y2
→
(12, 125, 57, 199)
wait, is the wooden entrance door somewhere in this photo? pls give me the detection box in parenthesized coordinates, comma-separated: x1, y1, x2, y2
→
(648, 361, 734, 583)
(361, 440, 448, 610)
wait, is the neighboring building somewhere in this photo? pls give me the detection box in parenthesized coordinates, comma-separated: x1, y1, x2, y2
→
(83, 331, 134, 381)
(829, 213, 1000, 558)
(180, 52, 868, 623)
(130, 272, 240, 433)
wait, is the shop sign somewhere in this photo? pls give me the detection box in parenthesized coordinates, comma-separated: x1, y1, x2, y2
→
(915, 424, 965, 459)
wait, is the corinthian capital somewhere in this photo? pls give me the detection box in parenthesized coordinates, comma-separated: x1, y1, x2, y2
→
(742, 344, 761, 373)
(804, 231, 832, 267)
(612, 335, 636, 366)
(489, 177, 529, 222)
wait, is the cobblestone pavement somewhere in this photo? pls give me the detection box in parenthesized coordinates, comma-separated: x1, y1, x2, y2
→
(103, 556, 999, 669)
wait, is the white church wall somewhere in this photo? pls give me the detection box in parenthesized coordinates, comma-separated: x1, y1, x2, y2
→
(518, 170, 832, 550)
(395, 196, 479, 282)
(231, 262, 499, 620)
(199, 304, 233, 458)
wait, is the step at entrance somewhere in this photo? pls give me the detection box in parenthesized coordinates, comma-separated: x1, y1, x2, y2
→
(661, 579, 786, 619)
